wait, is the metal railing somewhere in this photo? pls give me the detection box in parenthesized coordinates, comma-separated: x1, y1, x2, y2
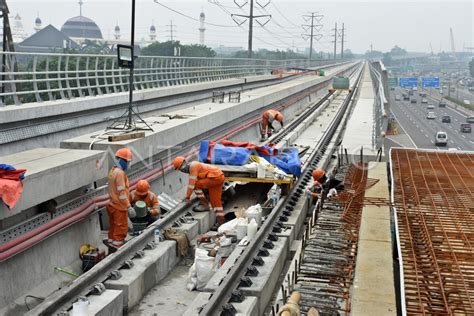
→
(0, 51, 336, 106)
(369, 61, 388, 150)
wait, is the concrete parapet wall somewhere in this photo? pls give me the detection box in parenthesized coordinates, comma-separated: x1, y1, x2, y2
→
(0, 213, 101, 313)
(0, 148, 108, 221)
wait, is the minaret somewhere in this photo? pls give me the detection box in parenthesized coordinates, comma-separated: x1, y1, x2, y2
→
(34, 13, 42, 32)
(199, 11, 205, 45)
(149, 21, 156, 42)
(114, 24, 120, 40)
(79, 0, 84, 16)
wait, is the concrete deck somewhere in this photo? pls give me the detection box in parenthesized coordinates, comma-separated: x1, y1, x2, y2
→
(0, 148, 107, 223)
(351, 162, 396, 315)
(60, 64, 354, 163)
(342, 64, 379, 162)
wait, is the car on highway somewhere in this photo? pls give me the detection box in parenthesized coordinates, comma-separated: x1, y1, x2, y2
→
(411, 99, 417, 104)
(395, 95, 401, 101)
(403, 94, 410, 101)
(438, 100, 447, 107)
(467, 116, 474, 123)
(426, 112, 436, 119)
(435, 131, 448, 146)
(419, 92, 427, 97)
(460, 123, 472, 133)
(427, 104, 435, 110)
(441, 115, 451, 123)
(421, 98, 428, 104)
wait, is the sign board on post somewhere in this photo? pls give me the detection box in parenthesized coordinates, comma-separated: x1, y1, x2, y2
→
(421, 77, 440, 88)
(399, 77, 418, 87)
(388, 77, 398, 87)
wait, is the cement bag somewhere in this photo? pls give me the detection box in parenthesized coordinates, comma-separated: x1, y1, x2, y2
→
(186, 263, 198, 291)
(211, 144, 251, 166)
(195, 248, 215, 290)
(217, 218, 239, 234)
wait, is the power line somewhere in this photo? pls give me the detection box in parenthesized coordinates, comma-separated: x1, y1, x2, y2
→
(271, 1, 299, 28)
(153, 0, 238, 28)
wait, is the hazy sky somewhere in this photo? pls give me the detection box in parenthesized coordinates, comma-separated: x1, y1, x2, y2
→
(7, 0, 473, 54)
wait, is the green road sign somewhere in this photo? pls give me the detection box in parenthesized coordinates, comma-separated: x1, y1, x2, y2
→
(388, 77, 398, 87)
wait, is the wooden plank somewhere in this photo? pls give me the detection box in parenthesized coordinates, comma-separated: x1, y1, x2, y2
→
(108, 132, 145, 142)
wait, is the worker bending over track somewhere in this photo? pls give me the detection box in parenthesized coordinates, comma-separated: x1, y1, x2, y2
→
(173, 156, 225, 230)
(129, 179, 160, 225)
(104, 148, 136, 251)
(261, 109, 284, 141)
(307, 168, 344, 204)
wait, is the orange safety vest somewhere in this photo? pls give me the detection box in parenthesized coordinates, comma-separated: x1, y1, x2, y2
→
(263, 110, 283, 123)
(186, 162, 224, 199)
(107, 167, 130, 211)
(129, 191, 160, 211)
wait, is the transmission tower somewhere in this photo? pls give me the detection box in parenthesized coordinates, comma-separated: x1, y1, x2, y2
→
(301, 12, 323, 60)
(449, 27, 456, 59)
(230, 0, 271, 58)
(339, 23, 345, 59)
(166, 20, 177, 41)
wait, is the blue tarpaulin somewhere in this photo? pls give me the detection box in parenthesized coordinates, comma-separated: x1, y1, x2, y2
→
(198, 141, 302, 176)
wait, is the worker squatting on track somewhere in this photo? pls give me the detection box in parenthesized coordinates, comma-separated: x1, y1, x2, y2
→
(173, 156, 225, 230)
(261, 109, 284, 141)
(307, 168, 344, 204)
(129, 179, 161, 225)
(104, 148, 135, 251)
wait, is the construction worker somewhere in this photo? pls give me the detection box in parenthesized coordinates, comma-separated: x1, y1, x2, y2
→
(173, 156, 225, 229)
(261, 109, 284, 141)
(129, 179, 160, 225)
(307, 168, 343, 203)
(104, 148, 135, 250)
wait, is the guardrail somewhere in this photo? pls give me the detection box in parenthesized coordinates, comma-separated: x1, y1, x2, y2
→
(0, 52, 340, 106)
(369, 61, 388, 150)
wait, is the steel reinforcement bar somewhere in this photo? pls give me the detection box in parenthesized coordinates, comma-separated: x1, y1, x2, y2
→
(390, 148, 474, 315)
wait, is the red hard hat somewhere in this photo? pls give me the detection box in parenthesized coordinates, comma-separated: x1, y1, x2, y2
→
(115, 148, 133, 161)
(136, 180, 150, 195)
(275, 113, 283, 122)
(312, 168, 325, 181)
(173, 156, 186, 170)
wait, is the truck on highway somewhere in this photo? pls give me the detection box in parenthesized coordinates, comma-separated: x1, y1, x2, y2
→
(438, 99, 447, 107)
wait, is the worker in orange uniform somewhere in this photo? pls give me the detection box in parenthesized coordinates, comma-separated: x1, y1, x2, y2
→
(261, 109, 284, 141)
(307, 168, 343, 204)
(129, 179, 160, 225)
(173, 156, 226, 230)
(104, 148, 135, 251)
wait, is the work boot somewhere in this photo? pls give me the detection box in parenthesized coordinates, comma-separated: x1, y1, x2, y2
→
(103, 239, 125, 253)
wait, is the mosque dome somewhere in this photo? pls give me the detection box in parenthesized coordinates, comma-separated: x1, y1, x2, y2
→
(61, 15, 103, 39)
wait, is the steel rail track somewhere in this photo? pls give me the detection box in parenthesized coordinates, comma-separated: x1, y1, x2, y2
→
(198, 65, 364, 316)
(25, 62, 362, 315)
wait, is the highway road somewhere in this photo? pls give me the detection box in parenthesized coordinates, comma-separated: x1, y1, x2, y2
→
(390, 87, 474, 151)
